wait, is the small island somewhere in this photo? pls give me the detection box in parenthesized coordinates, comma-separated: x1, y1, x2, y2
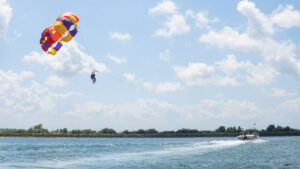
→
(0, 124, 300, 138)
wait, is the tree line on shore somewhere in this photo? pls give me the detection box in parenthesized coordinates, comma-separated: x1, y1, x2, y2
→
(0, 124, 300, 137)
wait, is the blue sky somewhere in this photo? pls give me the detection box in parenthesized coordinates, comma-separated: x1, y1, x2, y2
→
(1, 0, 300, 131)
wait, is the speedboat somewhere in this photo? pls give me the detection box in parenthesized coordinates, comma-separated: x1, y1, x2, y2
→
(237, 133, 259, 140)
(237, 124, 259, 140)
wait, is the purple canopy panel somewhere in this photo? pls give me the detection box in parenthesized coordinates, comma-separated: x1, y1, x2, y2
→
(70, 28, 78, 37)
(58, 17, 73, 30)
(53, 41, 63, 51)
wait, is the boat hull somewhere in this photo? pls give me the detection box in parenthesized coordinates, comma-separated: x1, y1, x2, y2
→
(237, 134, 259, 140)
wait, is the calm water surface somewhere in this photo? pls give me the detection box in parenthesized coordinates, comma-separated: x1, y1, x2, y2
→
(0, 137, 299, 168)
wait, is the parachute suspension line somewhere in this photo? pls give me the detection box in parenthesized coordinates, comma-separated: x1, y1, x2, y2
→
(73, 16, 125, 83)
(78, 23, 124, 82)
(78, 24, 97, 74)
(78, 25, 91, 55)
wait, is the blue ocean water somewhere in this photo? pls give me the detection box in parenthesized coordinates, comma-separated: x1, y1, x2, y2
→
(0, 137, 299, 168)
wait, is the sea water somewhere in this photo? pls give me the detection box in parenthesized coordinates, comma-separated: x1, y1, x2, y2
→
(0, 137, 299, 168)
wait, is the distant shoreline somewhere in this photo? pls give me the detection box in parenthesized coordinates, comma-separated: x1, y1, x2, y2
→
(1, 133, 300, 138)
(1, 124, 299, 138)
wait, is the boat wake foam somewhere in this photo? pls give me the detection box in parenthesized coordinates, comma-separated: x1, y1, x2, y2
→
(7, 138, 267, 168)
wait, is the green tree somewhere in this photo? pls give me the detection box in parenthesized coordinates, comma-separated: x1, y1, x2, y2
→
(266, 124, 276, 132)
(283, 126, 291, 132)
(237, 126, 242, 132)
(15, 129, 26, 133)
(71, 129, 82, 134)
(28, 124, 48, 133)
(122, 130, 130, 134)
(215, 126, 226, 133)
(137, 129, 145, 134)
(28, 127, 34, 133)
(82, 129, 97, 135)
(56, 129, 68, 134)
(226, 127, 237, 133)
(161, 131, 175, 134)
(100, 128, 116, 134)
(176, 128, 199, 133)
(145, 129, 158, 134)
(276, 125, 283, 132)
(57, 128, 68, 134)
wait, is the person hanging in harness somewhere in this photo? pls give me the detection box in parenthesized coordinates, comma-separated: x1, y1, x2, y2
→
(91, 70, 96, 84)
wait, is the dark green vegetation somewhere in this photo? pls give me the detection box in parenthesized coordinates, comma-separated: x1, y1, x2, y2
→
(0, 124, 299, 137)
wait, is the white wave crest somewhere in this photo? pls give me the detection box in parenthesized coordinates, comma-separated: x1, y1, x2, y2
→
(251, 139, 267, 144)
(195, 139, 246, 149)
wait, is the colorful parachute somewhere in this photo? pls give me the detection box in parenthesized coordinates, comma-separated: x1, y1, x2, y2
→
(40, 12, 79, 55)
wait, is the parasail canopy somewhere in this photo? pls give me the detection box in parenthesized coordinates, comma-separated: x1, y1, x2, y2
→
(40, 12, 79, 55)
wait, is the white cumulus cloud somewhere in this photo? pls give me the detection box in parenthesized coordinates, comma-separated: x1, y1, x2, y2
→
(173, 62, 241, 86)
(124, 73, 137, 84)
(124, 72, 183, 93)
(150, 0, 190, 38)
(23, 40, 108, 75)
(268, 88, 297, 97)
(216, 54, 243, 75)
(155, 14, 190, 38)
(199, 26, 260, 50)
(106, 53, 127, 64)
(149, 0, 177, 15)
(186, 10, 218, 29)
(156, 82, 183, 93)
(174, 54, 279, 86)
(46, 75, 67, 87)
(0, 0, 12, 38)
(237, 0, 274, 38)
(173, 62, 215, 86)
(0, 69, 44, 114)
(143, 82, 183, 93)
(0, 69, 82, 118)
(110, 32, 132, 41)
(271, 5, 300, 29)
(199, 0, 300, 82)
(159, 49, 171, 62)
(244, 63, 278, 86)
